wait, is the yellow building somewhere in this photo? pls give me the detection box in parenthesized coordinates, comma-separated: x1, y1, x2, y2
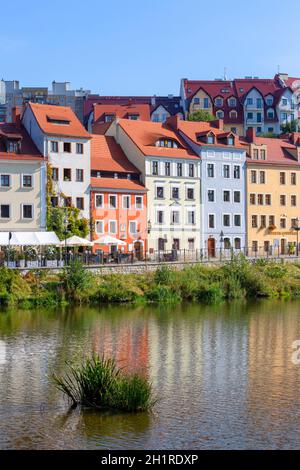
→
(245, 130, 300, 255)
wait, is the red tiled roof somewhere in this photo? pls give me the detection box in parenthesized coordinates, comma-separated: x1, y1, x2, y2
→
(93, 104, 151, 123)
(0, 123, 45, 161)
(28, 102, 90, 139)
(91, 135, 139, 173)
(118, 119, 199, 159)
(240, 135, 300, 166)
(90, 177, 146, 192)
(175, 120, 245, 149)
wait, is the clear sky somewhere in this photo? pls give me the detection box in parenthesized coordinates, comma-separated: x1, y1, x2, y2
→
(1, 0, 300, 96)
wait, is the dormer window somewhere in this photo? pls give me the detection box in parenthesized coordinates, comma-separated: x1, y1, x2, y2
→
(46, 115, 70, 125)
(266, 96, 273, 106)
(228, 97, 237, 107)
(156, 139, 178, 148)
(228, 136, 234, 145)
(215, 97, 223, 107)
(128, 114, 139, 120)
(105, 114, 115, 123)
(6, 139, 21, 153)
(216, 110, 224, 119)
(207, 135, 215, 144)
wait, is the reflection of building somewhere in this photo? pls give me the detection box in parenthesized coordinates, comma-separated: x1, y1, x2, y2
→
(90, 135, 147, 254)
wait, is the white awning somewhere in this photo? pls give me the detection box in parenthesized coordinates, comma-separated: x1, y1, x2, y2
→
(61, 235, 93, 247)
(93, 235, 127, 246)
(0, 231, 60, 246)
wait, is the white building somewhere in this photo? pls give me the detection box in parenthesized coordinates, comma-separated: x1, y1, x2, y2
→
(22, 102, 91, 220)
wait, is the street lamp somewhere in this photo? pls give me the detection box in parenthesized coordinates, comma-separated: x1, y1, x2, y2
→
(220, 230, 224, 260)
(292, 217, 300, 256)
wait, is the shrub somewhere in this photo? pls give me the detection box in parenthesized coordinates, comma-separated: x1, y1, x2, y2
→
(145, 285, 181, 303)
(154, 266, 173, 285)
(195, 282, 225, 304)
(60, 259, 94, 302)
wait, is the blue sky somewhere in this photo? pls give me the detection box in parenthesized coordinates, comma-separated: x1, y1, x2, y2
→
(1, 0, 299, 95)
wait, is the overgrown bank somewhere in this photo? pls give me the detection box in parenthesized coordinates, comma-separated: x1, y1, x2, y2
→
(1, 257, 300, 308)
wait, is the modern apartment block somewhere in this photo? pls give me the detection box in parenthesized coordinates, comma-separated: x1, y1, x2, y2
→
(243, 128, 300, 255)
(0, 109, 47, 231)
(168, 117, 247, 255)
(22, 102, 91, 220)
(180, 73, 300, 136)
(106, 118, 201, 253)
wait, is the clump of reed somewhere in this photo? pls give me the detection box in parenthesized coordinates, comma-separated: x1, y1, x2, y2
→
(52, 354, 154, 412)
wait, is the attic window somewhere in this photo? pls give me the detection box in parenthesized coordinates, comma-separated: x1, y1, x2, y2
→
(221, 88, 229, 93)
(7, 139, 21, 153)
(156, 139, 178, 148)
(46, 116, 70, 125)
(207, 135, 215, 144)
(105, 114, 115, 123)
(128, 114, 139, 120)
(228, 136, 234, 145)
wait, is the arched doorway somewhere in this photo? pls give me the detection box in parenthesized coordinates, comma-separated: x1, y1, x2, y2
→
(134, 240, 143, 260)
(207, 238, 215, 258)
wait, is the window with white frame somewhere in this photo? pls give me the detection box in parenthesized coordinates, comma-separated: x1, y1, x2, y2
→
(223, 190, 230, 202)
(223, 214, 230, 227)
(22, 204, 33, 219)
(0, 174, 10, 187)
(187, 210, 195, 225)
(129, 221, 137, 234)
(223, 164, 230, 178)
(234, 214, 241, 226)
(234, 165, 241, 179)
(187, 187, 195, 200)
(0, 204, 10, 218)
(21, 174, 33, 188)
(95, 194, 104, 208)
(208, 189, 215, 202)
(208, 214, 215, 228)
(171, 187, 180, 200)
(207, 163, 214, 177)
(171, 210, 180, 224)
(122, 195, 130, 209)
(51, 141, 58, 153)
(135, 196, 143, 209)
(234, 191, 241, 203)
(76, 143, 83, 154)
(109, 220, 117, 234)
(157, 210, 164, 224)
(109, 195, 117, 209)
(95, 220, 104, 234)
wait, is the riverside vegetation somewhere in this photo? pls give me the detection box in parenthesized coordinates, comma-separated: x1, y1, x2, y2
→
(1, 256, 300, 308)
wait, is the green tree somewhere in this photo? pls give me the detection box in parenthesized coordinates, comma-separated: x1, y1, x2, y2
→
(188, 109, 216, 122)
(47, 206, 89, 240)
(281, 119, 298, 133)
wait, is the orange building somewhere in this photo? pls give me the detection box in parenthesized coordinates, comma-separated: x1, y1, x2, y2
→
(90, 135, 147, 258)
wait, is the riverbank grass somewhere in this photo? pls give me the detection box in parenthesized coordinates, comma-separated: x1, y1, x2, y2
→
(52, 355, 154, 412)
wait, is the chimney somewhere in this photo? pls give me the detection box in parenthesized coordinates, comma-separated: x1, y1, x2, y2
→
(12, 106, 21, 129)
(211, 119, 223, 130)
(165, 114, 181, 131)
(151, 96, 156, 107)
(290, 132, 300, 146)
(246, 127, 256, 142)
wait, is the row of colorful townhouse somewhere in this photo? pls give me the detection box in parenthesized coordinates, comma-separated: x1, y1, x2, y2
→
(1, 102, 300, 258)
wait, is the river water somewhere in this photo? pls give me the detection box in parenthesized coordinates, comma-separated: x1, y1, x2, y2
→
(0, 300, 300, 449)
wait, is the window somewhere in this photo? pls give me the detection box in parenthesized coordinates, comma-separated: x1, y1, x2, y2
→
(63, 168, 71, 181)
(223, 165, 230, 178)
(157, 210, 164, 224)
(171, 187, 180, 199)
(258, 194, 263, 205)
(207, 135, 215, 144)
(51, 141, 58, 152)
(50, 196, 58, 207)
(215, 97, 223, 106)
(259, 171, 265, 184)
(76, 169, 84, 182)
(252, 241, 258, 252)
(265, 194, 271, 205)
(188, 238, 195, 250)
(152, 161, 158, 175)
(229, 98, 236, 107)
(223, 214, 230, 227)
(280, 195, 286, 206)
(194, 97, 200, 105)
(0, 174, 10, 187)
(224, 238, 231, 249)
(234, 238, 241, 249)
(269, 215, 275, 226)
(291, 195, 297, 206)
(260, 215, 266, 228)
(109, 195, 117, 208)
(171, 211, 180, 224)
(76, 197, 84, 210)
(135, 196, 143, 209)
(187, 210, 195, 224)
(280, 218, 286, 229)
(52, 168, 59, 181)
(234, 214, 241, 226)
(233, 165, 240, 179)
(109, 220, 117, 234)
(257, 98, 262, 109)
(177, 163, 183, 177)
(95, 194, 103, 208)
(0, 204, 10, 218)
(64, 197, 72, 207)
(189, 164, 195, 177)
(63, 142, 71, 153)
(22, 175, 33, 188)
(253, 149, 259, 160)
(158, 238, 166, 250)
(247, 98, 253, 106)
(208, 189, 215, 202)
(280, 172, 286, 184)
(228, 136, 234, 145)
(129, 221, 137, 234)
(266, 97, 273, 106)
(95, 220, 104, 234)
(260, 150, 266, 160)
(122, 195, 130, 209)
(250, 194, 256, 204)
(207, 163, 214, 177)
(291, 173, 297, 185)
(247, 112, 253, 120)
(223, 190, 230, 202)
(187, 188, 195, 200)
(128, 114, 139, 120)
(105, 114, 115, 123)
(165, 162, 171, 176)
(22, 204, 33, 219)
(208, 214, 215, 228)
(216, 110, 224, 119)
(292, 218, 297, 228)
(234, 191, 241, 203)
(267, 109, 274, 119)
(156, 186, 164, 199)
(264, 241, 270, 253)
(282, 98, 288, 106)
(251, 170, 257, 183)
(76, 143, 83, 154)
(252, 215, 258, 228)
(203, 98, 209, 108)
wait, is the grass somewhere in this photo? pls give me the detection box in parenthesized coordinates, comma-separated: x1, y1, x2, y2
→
(3, 255, 300, 308)
(52, 354, 154, 412)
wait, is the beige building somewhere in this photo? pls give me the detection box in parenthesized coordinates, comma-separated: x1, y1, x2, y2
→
(0, 115, 46, 231)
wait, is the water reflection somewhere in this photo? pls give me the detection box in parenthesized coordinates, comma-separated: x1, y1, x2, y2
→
(0, 300, 300, 449)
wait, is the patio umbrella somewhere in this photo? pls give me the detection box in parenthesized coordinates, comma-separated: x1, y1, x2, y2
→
(93, 235, 126, 246)
(62, 236, 94, 247)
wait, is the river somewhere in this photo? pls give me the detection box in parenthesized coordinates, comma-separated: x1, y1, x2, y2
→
(0, 300, 300, 449)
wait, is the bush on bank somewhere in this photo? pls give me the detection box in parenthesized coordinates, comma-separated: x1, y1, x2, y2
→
(2, 256, 300, 308)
